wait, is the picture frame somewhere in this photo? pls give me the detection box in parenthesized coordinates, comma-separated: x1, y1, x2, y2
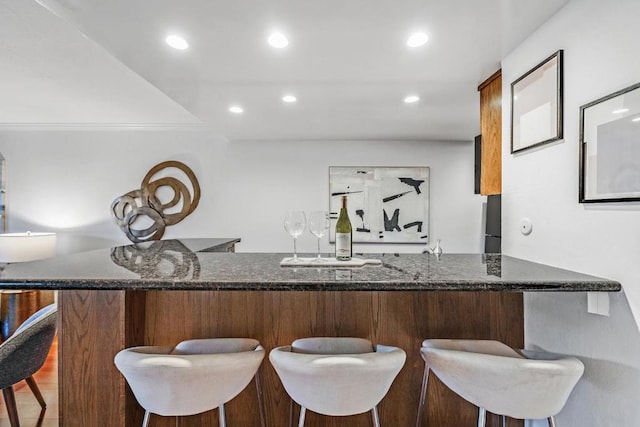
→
(510, 50, 563, 153)
(579, 82, 640, 203)
(329, 166, 429, 243)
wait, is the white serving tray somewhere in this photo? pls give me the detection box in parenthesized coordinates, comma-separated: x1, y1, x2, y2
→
(279, 257, 382, 267)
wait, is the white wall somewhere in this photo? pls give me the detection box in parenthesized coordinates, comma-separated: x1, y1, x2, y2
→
(0, 127, 484, 255)
(502, 0, 640, 425)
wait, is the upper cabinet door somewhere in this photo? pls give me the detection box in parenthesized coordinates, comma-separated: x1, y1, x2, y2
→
(478, 70, 502, 196)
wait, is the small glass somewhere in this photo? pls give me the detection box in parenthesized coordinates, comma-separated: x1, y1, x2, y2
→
(308, 211, 330, 262)
(284, 211, 306, 262)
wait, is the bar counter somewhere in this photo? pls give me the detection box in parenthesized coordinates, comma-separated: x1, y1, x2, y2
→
(0, 239, 620, 427)
(0, 238, 620, 292)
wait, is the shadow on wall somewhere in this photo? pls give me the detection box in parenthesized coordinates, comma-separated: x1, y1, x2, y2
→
(525, 355, 640, 427)
(55, 232, 122, 255)
(524, 290, 640, 427)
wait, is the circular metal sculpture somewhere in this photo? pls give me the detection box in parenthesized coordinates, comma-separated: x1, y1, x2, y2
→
(111, 161, 200, 243)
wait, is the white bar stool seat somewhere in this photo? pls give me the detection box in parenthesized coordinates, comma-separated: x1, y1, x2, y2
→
(115, 338, 265, 427)
(270, 337, 406, 426)
(417, 339, 584, 427)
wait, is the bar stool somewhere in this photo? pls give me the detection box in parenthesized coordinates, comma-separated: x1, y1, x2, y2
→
(114, 338, 265, 427)
(416, 339, 584, 427)
(270, 337, 406, 426)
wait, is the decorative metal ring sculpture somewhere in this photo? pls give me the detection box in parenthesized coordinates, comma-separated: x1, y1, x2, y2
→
(111, 161, 200, 243)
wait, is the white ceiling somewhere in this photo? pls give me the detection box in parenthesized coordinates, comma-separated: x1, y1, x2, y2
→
(2, 0, 571, 141)
(0, 0, 201, 126)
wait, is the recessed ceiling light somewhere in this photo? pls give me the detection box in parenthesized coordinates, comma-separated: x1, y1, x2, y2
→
(404, 95, 420, 104)
(282, 95, 297, 103)
(268, 32, 289, 48)
(407, 32, 429, 48)
(229, 105, 244, 114)
(165, 35, 189, 50)
(612, 108, 629, 114)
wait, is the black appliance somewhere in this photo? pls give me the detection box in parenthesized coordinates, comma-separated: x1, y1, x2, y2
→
(484, 194, 501, 253)
(474, 135, 481, 194)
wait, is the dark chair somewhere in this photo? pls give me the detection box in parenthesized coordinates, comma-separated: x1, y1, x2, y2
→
(0, 303, 57, 427)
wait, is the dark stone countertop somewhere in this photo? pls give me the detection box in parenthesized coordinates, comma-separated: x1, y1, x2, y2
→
(0, 238, 620, 292)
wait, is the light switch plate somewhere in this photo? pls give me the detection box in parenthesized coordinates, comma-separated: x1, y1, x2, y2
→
(587, 292, 610, 316)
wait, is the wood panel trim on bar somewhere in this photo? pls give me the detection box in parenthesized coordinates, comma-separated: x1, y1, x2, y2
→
(58, 290, 127, 427)
(58, 290, 146, 427)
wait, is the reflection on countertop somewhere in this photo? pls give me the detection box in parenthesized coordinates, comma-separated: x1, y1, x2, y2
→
(110, 239, 200, 280)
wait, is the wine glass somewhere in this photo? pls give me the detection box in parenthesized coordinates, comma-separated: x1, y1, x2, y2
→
(284, 211, 307, 262)
(308, 211, 330, 262)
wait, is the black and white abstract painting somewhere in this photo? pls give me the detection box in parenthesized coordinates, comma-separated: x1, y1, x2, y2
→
(329, 166, 430, 243)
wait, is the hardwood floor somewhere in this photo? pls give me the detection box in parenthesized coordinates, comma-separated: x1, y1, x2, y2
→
(0, 338, 58, 427)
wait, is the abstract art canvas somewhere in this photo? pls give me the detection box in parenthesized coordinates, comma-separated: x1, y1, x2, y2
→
(329, 167, 429, 243)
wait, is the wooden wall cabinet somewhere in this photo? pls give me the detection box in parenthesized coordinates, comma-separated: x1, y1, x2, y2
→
(478, 70, 502, 195)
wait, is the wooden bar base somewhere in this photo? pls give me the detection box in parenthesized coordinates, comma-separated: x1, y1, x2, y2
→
(1, 290, 55, 340)
(59, 290, 523, 427)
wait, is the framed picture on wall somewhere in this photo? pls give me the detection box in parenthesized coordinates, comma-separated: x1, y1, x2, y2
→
(329, 166, 429, 243)
(579, 82, 640, 203)
(510, 50, 564, 153)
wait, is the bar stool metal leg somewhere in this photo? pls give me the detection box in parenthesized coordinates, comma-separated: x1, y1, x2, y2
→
(298, 407, 307, 427)
(477, 407, 486, 427)
(548, 416, 557, 427)
(141, 410, 151, 427)
(371, 405, 381, 427)
(416, 363, 430, 427)
(288, 399, 295, 427)
(218, 404, 226, 427)
(502, 415, 507, 427)
(255, 372, 266, 427)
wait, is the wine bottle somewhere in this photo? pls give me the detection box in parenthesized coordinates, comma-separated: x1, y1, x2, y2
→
(335, 195, 352, 260)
